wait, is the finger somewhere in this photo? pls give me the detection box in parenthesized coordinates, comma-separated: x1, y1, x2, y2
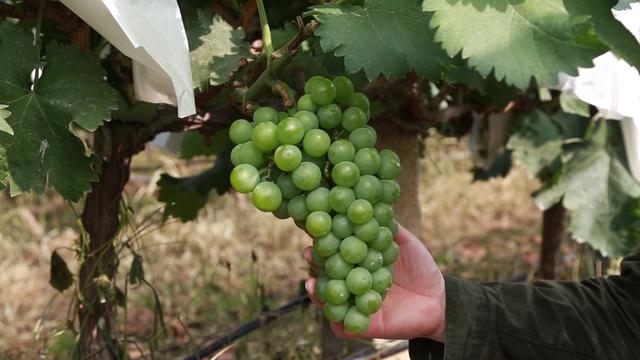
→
(305, 278, 324, 307)
(303, 246, 318, 273)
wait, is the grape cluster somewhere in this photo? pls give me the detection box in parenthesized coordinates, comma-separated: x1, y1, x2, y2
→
(229, 76, 401, 333)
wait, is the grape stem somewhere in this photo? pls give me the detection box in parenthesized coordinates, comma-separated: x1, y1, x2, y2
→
(256, 0, 273, 65)
(32, 0, 46, 90)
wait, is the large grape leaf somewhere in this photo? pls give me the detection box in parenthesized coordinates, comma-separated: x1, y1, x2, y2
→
(507, 110, 564, 176)
(564, 0, 640, 70)
(0, 23, 119, 201)
(185, 10, 250, 91)
(310, 0, 448, 80)
(0, 104, 12, 135)
(423, 0, 604, 88)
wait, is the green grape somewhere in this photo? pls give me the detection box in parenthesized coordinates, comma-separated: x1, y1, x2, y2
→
(371, 267, 392, 295)
(379, 149, 400, 162)
(304, 75, 323, 94)
(345, 267, 372, 296)
(342, 107, 368, 132)
(348, 127, 377, 150)
(325, 253, 353, 279)
(277, 173, 302, 199)
(354, 148, 381, 175)
(231, 144, 242, 165)
(328, 140, 356, 165)
(344, 306, 370, 333)
(253, 106, 279, 124)
(314, 232, 341, 258)
(329, 186, 356, 213)
(277, 117, 305, 144)
(251, 122, 279, 151)
(347, 199, 373, 225)
(309, 77, 337, 106)
(382, 241, 399, 266)
(354, 218, 379, 243)
(323, 303, 349, 322)
(303, 129, 331, 157)
(311, 248, 326, 267)
(229, 119, 253, 144)
(288, 194, 309, 221)
(354, 175, 382, 203)
(348, 92, 370, 113)
(378, 156, 401, 179)
(332, 214, 354, 238)
(292, 162, 322, 191)
(318, 104, 342, 130)
(230, 164, 260, 193)
(333, 76, 354, 103)
(306, 187, 331, 212)
(272, 200, 289, 219)
(315, 277, 329, 302)
(340, 236, 368, 264)
(295, 110, 319, 133)
(332, 161, 360, 187)
(373, 202, 394, 226)
(388, 219, 398, 236)
(355, 289, 382, 315)
(306, 211, 332, 237)
(301, 153, 327, 170)
(236, 141, 264, 167)
(251, 182, 282, 212)
(380, 180, 401, 204)
(370, 226, 393, 252)
(274, 145, 302, 171)
(297, 94, 318, 112)
(325, 279, 350, 305)
(358, 248, 384, 272)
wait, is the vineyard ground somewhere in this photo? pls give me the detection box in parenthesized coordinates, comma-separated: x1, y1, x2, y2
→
(0, 134, 577, 359)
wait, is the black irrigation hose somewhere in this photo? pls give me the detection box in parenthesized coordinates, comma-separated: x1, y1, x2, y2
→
(182, 294, 311, 360)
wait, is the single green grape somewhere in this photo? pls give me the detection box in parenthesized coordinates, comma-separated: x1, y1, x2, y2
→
(303, 129, 331, 157)
(306, 211, 332, 237)
(332, 161, 360, 187)
(277, 173, 302, 200)
(274, 144, 302, 171)
(388, 219, 398, 236)
(252, 121, 279, 151)
(379, 149, 400, 162)
(354, 148, 381, 175)
(328, 140, 356, 165)
(333, 76, 354, 103)
(314, 232, 341, 258)
(315, 277, 329, 302)
(297, 94, 318, 112)
(325, 253, 354, 279)
(235, 141, 264, 167)
(276, 117, 305, 144)
(229, 119, 253, 144)
(292, 162, 322, 191)
(272, 200, 289, 219)
(373, 202, 394, 226)
(230, 164, 260, 193)
(304, 75, 324, 94)
(325, 279, 350, 305)
(287, 194, 309, 221)
(378, 155, 401, 179)
(347, 92, 370, 113)
(306, 187, 331, 212)
(231, 144, 242, 165)
(382, 241, 399, 266)
(342, 107, 368, 132)
(251, 182, 282, 212)
(355, 289, 382, 315)
(253, 106, 279, 124)
(380, 180, 401, 204)
(371, 267, 392, 295)
(358, 248, 384, 272)
(370, 226, 393, 252)
(318, 104, 342, 130)
(310, 77, 337, 106)
(347, 199, 373, 225)
(354, 175, 383, 203)
(354, 218, 379, 243)
(340, 236, 368, 264)
(324, 303, 349, 322)
(348, 127, 377, 150)
(344, 306, 370, 333)
(346, 267, 372, 296)
(329, 186, 356, 213)
(294, 110, 319, 133)
(332, 214, 354, 238)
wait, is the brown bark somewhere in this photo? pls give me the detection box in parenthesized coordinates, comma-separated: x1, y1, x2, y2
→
(539, 202, 566, 279)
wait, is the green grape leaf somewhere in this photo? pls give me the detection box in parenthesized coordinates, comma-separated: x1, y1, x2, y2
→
(508, 110, 564, 176)
(157, 150, 232, 221)
(0, 104, 13, 135)
(559, 92, 591, 118)
(424, 0, 604, 88)
(310, 0, 448, 80)
(0, 23, 119, 201)
(180, 129, 231, 159)
(564, 0, 640, 70)
(49, 250, 73, 292)
(535, 123, 640, 256)
(614, 0, 639, 10)
(186, 10, 250, 91)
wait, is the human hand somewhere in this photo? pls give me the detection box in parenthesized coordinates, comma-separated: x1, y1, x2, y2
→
(304, 224, 446, 342)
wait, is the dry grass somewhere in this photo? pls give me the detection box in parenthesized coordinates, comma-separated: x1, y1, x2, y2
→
(0, 135, 558, 358)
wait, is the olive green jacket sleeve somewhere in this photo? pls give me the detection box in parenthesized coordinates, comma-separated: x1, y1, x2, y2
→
(409, 253, 640, 360)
